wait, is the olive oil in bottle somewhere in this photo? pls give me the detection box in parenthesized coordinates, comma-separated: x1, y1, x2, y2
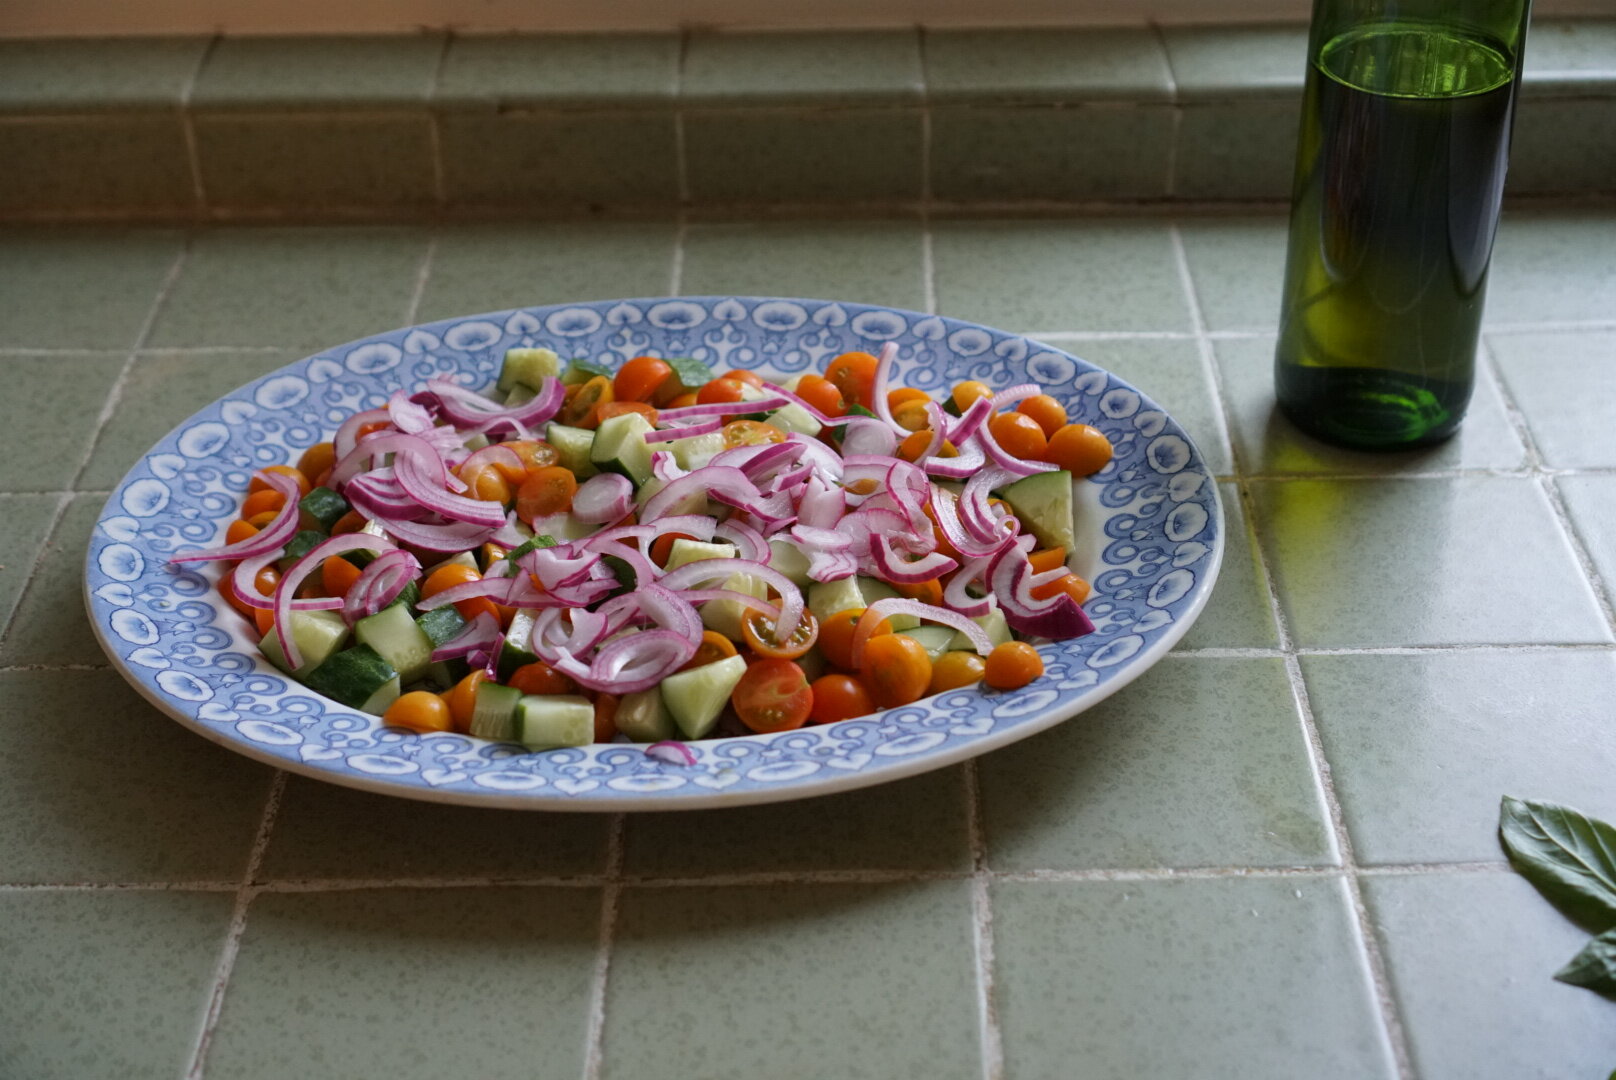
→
(1274, 20, 1524, 449)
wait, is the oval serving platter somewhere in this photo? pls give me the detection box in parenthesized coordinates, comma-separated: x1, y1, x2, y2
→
(86, 297, 1223, 810)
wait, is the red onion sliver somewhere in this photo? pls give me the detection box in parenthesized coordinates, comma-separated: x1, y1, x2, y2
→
(841, 417, 898, 458)
(642, 466, 757, 521)
(851, 598, 994, 668)
(272, 532, 397, 670)
(977, 407, 1058, 476)
(942, 554, 995, 617)
(870, 534, 959, 584)
(645, 741, 698, 766)
(646, 417, 720, 442)
(342, 549, 420, 625)
(867, 343, 907, 435)
(171, 468, 306, 564)
(657, 558, 805, 637)
(715, 519, 769, 563)
(334, 407, 390, 460)
(430, 611, 503, 662)
(393, 449, 508, 528)
(573, 472, 635, 524)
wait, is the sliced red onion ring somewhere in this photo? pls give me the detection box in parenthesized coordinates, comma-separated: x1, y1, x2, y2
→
(592, 538, 659, 585)
(930, 487, 1014, 560)
(646, 417, 721, 442)
(560, 630, 696, 694)
(645, 741, 697, 766)
(642, 466, 758, 521)
(796, 476, 845, 530)
(387, 390, 438, 435)
(273, 532, 398, 670)
(394, 448, 508, 528)
(941, 554, 994, 617)
(584, 515, 718, 549)
(171, 468, 305, 564)
(228, 549, 342, 613)
(977, 406, 1058, 476)
(637, 583, 705, 641)
(871, 534, 958, 584)
(787, 434, 844, 481)
(715, 520, 769, 563)
(371, 516, 498, 553)
(678, 588, 783, 623)
(329, 430, 439, 488)
(460, 444, 524, 480)
(851, 597, 994, 669)
(334, 407, 390, 460)
(425, 376, 565, 430)
(840, 417, 898, 458)
(655, 395, 791, 421)
(867, 343, 907, 435)
(342, 549, 420, 625)
(657, 558, 805, 636)
(945, 396, 995, 446)
(650, 451, 688, 483)
(431, 611, 503, 662)
(922, 437, 986, 480)
(988, 383, 1043, 412)
(573, 472, 634, 524)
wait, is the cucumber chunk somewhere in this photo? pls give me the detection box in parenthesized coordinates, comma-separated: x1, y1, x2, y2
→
(767, 538, 813, 587)
(660, 654, 747, 739)
(998, 469, 1076, 552)
(469, 682, 524, 741)
(498, 347, 561, 393)
(807, 577, 865, 622)
(764, 403, 822, 437)
(353, 602, 433, 683)
(496, 611, 539, 681)
(615, 688, 676, 743)
(856, 577, 919, 630)
(303, 644, 397, 711)
(668, 431, 725, 471)
(360, 676, 402, 716)
(298, 486, 349, 529)
(664, 539, 734, 570)
(545, 423, 599, 479)
(504, 383, 538, 406)
(260, 609, 350, 674)
(948, 607, 1012, 652)
(277, 529, 327, 572)
(415, 605, 467, 649)
(898, 625, 956, 662)
(589, 412, 655, 486)
(424, 658, 469, 691)
(516, 694, 595, 750)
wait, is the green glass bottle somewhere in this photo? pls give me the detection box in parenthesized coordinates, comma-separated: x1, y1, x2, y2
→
(1274, 0, 1532, 449)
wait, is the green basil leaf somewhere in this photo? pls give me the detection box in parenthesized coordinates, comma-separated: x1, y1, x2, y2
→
(665, 356, 714, 390)
(563, 360, 613, 386)
(1554, 928, 1616, 999)
(1499, 796, 1616, 929)
(501, 534, 558, 575)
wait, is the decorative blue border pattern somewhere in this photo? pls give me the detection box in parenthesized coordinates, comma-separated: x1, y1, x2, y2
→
(86, 298, 1223, 810)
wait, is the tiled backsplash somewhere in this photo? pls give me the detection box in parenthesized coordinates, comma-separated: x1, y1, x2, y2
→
(0, 22, 1612, 217)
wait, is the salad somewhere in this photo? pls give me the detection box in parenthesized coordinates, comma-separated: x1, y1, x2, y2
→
(173, 345, 1113, 752)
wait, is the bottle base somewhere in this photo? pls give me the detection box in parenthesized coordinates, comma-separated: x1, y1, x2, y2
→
(1274, 365, 1469, 452)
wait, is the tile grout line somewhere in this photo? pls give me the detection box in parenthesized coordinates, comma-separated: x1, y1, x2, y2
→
(404, 232, 440, 326)
(425, 34, 453, 211)
(580, 813, 625, 1080)
(963, 761, 1004, 1080)
(1149, 21, 1181, 198)
(0, 238, 192, 654)
(184, 770, 286, 1080)
(669, 212, 688, 296)
(1481, 336, 1616, 637)
(916, 25, 938, 322)
(673, 31, 692, 207)
(178, 35, 220, 217)
(1168, 223, 1416, 1080)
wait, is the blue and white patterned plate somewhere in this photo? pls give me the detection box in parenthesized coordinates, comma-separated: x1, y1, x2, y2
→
(86, 298, 1223, 810)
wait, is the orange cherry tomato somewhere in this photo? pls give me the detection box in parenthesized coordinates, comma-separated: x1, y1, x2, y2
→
(321, 555, 363, 597)
(697, 378, 748, 406)
(249, 464, 312, 498)
(515, 466, 578, 523)
(929, 650, 987, 694)
(458, 463, 513, 504)
(984, 641, 1044, 690)
(1028, 547, 1068, 574)
(988, 411, 1049, 462)
(500, 440, 559, 472)
(383, 691, 453, 734)
(723, 369, 764, 390)
(593, 694, 619, 742)
(1017, 394, 1068, 438)
(892, 399, 932, 432)
(951, 381, 994, 413)
(225, 519, 259, 545)
(898, 430, 950, 463)
(681, 630, 738, 671)
(731, 658, 812, 733)
(1043, 423, 1114, 476)
(559, 375, 614, 428)
(893, 578, 944, 607)
(222, 563, 280, 618)
(826, 352, 879, 410)
(741, 609, 819, 660)
(721, 420, 786, 448)
(1031, 572, 1091, 606)
(253, 607, 276, 636)
(244, 510, 280, 529)
(330, 509, 368, 536)
(667, 391, 699, 409)
(422, 563, 498, 624)
(860, 634, 932, 707)
(594, 401, 659, 427)
(508, 660, 576, 696)
(818, 608, 890, 672)
(795, 374, 844, 418)
(297, 442, 337, 485)
(614, 356, 674, 403)
(241, 489, 287, 518)
(356, 420, 392, 439)
(446, 670, 485, 733)
(888, 387, 929, 411)
(808, 674, 875, 724)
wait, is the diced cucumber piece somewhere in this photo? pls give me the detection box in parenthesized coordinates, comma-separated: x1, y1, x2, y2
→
(665, 356, 714, 393)
(998, 469, 1076, 552)
(303, 644, 397, 711)
(660, 654, 747, 739)
(545, 423, 599, 478)
(528, 512, 596, 542)
(562, 359, 612, 386)
(764, 403, 822, 437)
(857, 577, 919, 630)
(807, 577, 865, 622)
(703, 573, 767, 640)
(498, 347, 561, 393)
(360, 676, 402, 716)
(668, 431, 724, 471)
(948, 607, 1013, 651)
(298, 486, 349, 529)
(353, 602, 434, 683)
(898, 625, 956, 662)
(637, 472, 706, 515)
(462, 433, 490, 452)
(779, 374, 803, 392)
(768, 538, 813, 587)
(504, 383, 538, 406)
(664, 539, 734, 571)
(386, 579, 421, 612)
(589, 412, 655, 486)
(415, 605, 467, 649)
(424, 658, 469, 691)
(516, 694, 595, 750)
(277, 529, 327, 572)
(469, 682, 524, 742)
(496, 611, 539, 681)
(615, 688, 676, 743)
(260, 609, 350, 674)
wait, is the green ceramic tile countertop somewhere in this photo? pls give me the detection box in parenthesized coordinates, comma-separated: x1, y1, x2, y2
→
(4, 207, 1613, 1075)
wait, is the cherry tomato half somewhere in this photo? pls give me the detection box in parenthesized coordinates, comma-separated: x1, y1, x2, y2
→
(741, 609, 819, 660)
(731, 658, 812, 733)
(614, 356, 674, 403)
